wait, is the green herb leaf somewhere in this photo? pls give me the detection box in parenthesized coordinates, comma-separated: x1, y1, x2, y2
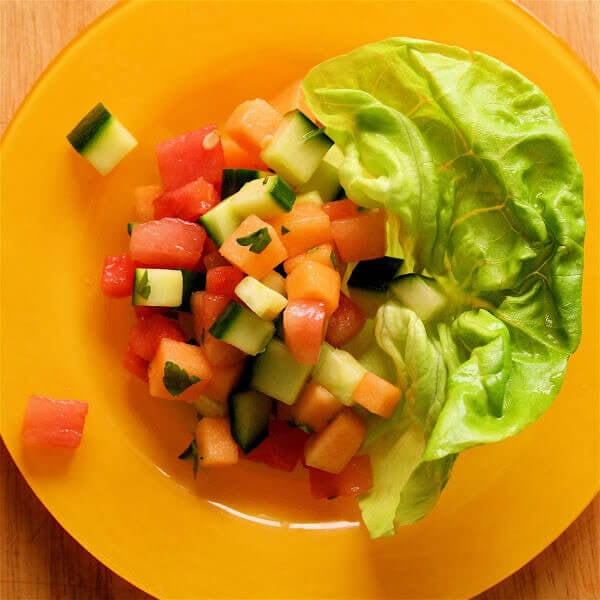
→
(281, 226, 290, 236)
(262, 176, 270, 184)
(330, 251, 338, 269)
(178, 438, 199, 478)
(135, 269, 151, 300)
(306, 246, 320, 255)
(163, 361, 200, 396)
(236, 227, 272, 254)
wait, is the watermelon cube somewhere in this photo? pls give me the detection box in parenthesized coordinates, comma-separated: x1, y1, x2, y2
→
(153, 177, 219, 222)
(156, 126, 224, 192)
(22, 395, 89, 448)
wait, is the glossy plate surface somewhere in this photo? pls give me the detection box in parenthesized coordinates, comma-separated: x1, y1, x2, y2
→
(1, 1, 598, 598)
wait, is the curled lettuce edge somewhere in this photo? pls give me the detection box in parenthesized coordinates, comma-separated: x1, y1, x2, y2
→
(302, 37, 584, 538)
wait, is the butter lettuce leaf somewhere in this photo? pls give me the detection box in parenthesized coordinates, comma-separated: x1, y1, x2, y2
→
(303, 38, 584, 537)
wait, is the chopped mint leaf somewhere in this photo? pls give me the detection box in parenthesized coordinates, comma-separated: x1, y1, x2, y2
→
(236, 227, 272, 254)
(136, 269, 151, 300)
(178, 438, 199, 478)
(281, 226, 290, 236)
(163, 361, 200, 396)
(262, 176, 270, 184)
(330, 251, 338, 269)
(297, 424, 312, 434)
(306, 246, 320, 255)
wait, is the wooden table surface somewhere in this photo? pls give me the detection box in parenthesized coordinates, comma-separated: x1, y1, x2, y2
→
(1, 1, 598, 598)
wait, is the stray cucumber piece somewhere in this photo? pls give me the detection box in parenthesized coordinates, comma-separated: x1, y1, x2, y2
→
(132, 268, 183, 307)
(67, 103, 137, 175)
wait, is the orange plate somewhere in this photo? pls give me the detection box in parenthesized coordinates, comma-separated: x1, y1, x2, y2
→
(1, 1, 598, 598)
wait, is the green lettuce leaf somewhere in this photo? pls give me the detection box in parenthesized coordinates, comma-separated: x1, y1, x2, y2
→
(303, 38, 584, 537)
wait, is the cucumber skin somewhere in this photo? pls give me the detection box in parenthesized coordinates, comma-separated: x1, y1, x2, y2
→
(208, 302, 242, 339)
(228, 391, 271, 454)
(221, 169, 266, 200)
(67, 103, 111, 152)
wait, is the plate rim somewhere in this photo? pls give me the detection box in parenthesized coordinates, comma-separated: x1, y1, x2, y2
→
(1, 1, 598, 598)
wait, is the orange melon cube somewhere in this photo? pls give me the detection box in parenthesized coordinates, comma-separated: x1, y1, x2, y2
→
(268, 202, 331, 258)
(352, 372, 402, 418)
(148, 338, 213, 401)
(195, 417, 239, 467)
(219, 215, 287, 280)
(221, 137, 269, 171)
(224, 99, 282, 155)
(331, 209, 387, 263)
(292, 380, 343, 432)
(269, 79, 318, 124)
(198, 361, 245, 404)
(285, 260, 341, 316)
(283, 243, 336, 274)
(304, 408, 366, 474)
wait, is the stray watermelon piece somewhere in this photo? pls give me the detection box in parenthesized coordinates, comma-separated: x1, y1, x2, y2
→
(156, 126, 224, 192)
(153, 177, 219, 222)
(21, 395, 89, 448)
(101, 253, 134, 298)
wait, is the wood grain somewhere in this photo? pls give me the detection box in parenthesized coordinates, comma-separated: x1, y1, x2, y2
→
(1, 1, 598, 599)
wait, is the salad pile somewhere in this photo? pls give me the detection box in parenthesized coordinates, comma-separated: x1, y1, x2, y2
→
(92, 38, 584, 538)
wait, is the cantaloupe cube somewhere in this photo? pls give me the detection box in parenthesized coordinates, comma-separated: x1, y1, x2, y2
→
(331, 209, 386, 263)
(304, 408, 366, 474)
(283, 243, 336, 274)
(198, 361, 245, 404)
(195, 417, 239, 467)
(292, 380, 343, 432)
(268, 202, 331, 258)
(224, 99, 282, 155)
(352, 372, 402, 418)
(221, 137, 268, 171)
(148, 338, 212, 401)
(219, 215, 287, 280)
(285, 260, 340, 316)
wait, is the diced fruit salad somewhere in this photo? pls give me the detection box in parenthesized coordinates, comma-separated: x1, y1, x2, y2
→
(100, 84, 407, 500)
